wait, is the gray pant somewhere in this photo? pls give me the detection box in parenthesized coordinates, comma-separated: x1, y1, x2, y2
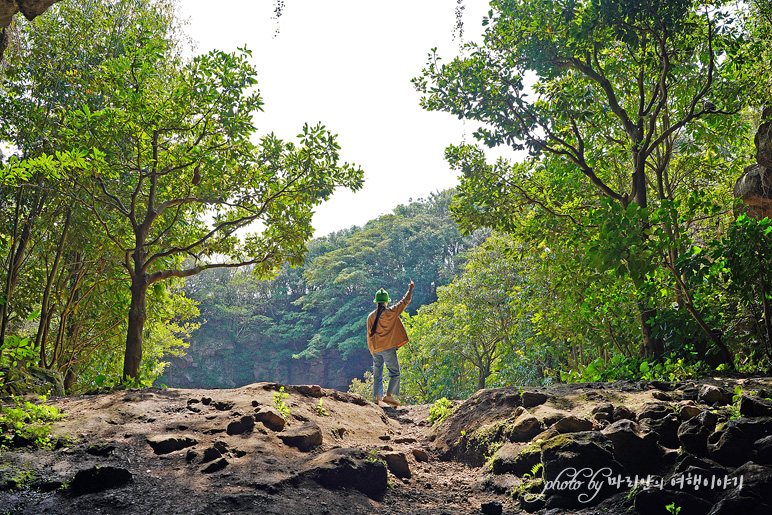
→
(372, 347, 400, 398)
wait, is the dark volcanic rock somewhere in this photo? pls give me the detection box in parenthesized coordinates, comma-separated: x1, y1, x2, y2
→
(296, 447, 388, 500)
(698, 385, 733, 406)
(725, 416, 772, 442)
(591, 403, 614, 422)
(551, 415, 594, 433)
(709, 493, 772, 515)
(602, 419, 662, 473)
(636, 402, 674, 421)
(521, 391, 548, 408)
(739, 395, 772, 417)
(86, 442, 116, 456)
(70, 466, 132, 495)
(429, 387, 522, 463)
(201, 458, 228, 473)
(382, 451, 411, 478)
(481, 501, 503, 515)
(634, 488, 711, 515)
(277, 421, 323, 452)
(754, 435, 772, 465)
(509, 408, 543, 442)
(490, 442, 540, 476)
(708, 427, 752, 466)
(540, 431, 623, 508)
(641, 413, 681, 449)
(201, 446, 222, 463)
(613, 405, 636, 422)
(146, 435, 197, 455)
(412, 448, 429, 462)
(226, 415, 255, 435)
(678, 418, 711, 457)
(254, 407, 286, 431)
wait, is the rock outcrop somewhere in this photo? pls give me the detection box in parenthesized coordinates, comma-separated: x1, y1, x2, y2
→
(734, 106, 772, 218)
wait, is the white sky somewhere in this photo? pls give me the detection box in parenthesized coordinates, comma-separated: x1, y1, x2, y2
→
(178, 0, 516, 237)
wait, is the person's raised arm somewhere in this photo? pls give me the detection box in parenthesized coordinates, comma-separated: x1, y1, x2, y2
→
(393, 281, 415, 316)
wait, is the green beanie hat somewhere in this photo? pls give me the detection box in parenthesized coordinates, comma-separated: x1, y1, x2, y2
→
(374, 288, 390, 304)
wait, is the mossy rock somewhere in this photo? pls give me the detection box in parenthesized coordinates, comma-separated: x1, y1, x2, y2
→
(0, 366, 64, 397)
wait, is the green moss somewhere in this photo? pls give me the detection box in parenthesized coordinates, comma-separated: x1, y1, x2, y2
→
(511, 478, 544, 501)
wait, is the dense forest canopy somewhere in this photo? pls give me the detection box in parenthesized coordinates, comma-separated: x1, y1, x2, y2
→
(0, 0, 771, 402)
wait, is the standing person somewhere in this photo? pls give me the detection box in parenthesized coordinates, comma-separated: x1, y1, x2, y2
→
(367, 281, 414, 407)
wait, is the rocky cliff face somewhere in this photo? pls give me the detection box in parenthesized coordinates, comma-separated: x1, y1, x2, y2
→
(0, 0, 61, 60)
(0, 0, 60, 28)
(734, 106, 772, 218)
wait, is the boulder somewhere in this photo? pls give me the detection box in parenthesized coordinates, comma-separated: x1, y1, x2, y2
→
(490, 442, 540, 476)
(382, 452, 411, 478)
(70, 466, 132, 495)
(200, 446, 222, 463)
(652, 391, 672, 401)
(709, 492, 772, 515)
(725, 416, 772, 442)
(481, 501, 503, 515)
(0, 0, 61, 30)
(739, 395, 772, 417)
(277, 421, 323, 452)
(680, 404, 702, 421)
(540, 432, 623, 508)
(602, 419, 662, 473)
(294, 384, 324, 397)
(756, 109, 772, 168)
(521, 391, 548, 408)
(0, 366, 64, 397)
(613, 405, 636, 422)
(551, 415, 594, 434)
(254, 407, 286, 432)
(146, 435, 197, 455)
(201, 458, 228, 473)
(707, 427, 752, 466)
(754, 435, 772, 465)
(698, 385, 733, 406)
(86, 443, 116, 456)
(651, 380, 674, 391)
(412, 448, 429, 462)
(678, 416, 712, 457)
(641, 413, 681, 449)
(226, 415, 255, 435)
(591, 403, 614, 422)
(637, 402, 674, 421)
(509, 409, 543, 442)
(720, 462, 772, 507)
(296, 448, 387, 500)
(733, 164, 772, 219)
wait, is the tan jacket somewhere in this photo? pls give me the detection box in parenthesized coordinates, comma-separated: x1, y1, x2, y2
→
(366, 288, 413, 354)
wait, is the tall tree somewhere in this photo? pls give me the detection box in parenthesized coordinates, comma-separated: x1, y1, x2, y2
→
(415, 0, 756, 359)
(67, 43, 362, 380)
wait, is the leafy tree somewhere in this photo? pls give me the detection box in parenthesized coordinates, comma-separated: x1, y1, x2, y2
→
(415, 0, 757, 361)
(401, 232, 543, 401)
(1, 0, 363, 383)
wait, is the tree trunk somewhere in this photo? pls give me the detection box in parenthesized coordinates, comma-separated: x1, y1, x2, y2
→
(477, 366, 487, 391)
(37, 207, 72, 367)
(123, 274, 149, 381)
(0, 187, 44, 347)
(632, 154, 663, 357)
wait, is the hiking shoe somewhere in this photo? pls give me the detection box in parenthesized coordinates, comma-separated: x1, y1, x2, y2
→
(382, 395, 401, 406)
